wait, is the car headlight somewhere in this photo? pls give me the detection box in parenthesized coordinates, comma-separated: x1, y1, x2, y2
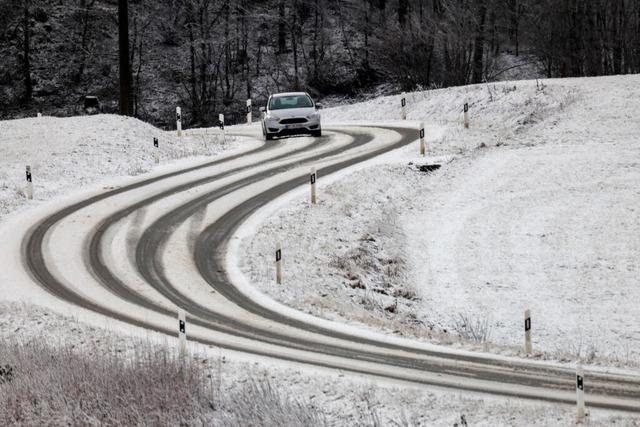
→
(307, 112, 320, 120)
(266, 113, 280, 121)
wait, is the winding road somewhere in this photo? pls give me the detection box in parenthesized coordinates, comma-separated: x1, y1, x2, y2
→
(15, 125, 640, 412)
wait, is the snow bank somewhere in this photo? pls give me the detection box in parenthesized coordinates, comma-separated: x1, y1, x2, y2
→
(323, 75, 576, 135)
(0, 114, 250, 222)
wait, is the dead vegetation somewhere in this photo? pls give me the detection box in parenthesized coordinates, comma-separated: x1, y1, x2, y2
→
(330, 227, 421, 321)
(0, 337, 327, 426)
(454, 313, 493, 343)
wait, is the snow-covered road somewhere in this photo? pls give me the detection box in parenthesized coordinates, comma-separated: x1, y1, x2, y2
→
(1, 114, 639, 413)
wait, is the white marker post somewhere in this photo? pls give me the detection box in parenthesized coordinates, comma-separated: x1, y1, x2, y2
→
(275, 243, 283, 285)
(25, 166, 33, 200)
(176, 107, 182, 137)
(400, 93, 407, 120)
(218, 113, 226, 143)
(153, 137, 159, 164)
(37, 112, 42, 118)
(576, 365, 586, 422)
(178, 309, 187, 357)
(246, 99, 252, 125)
(524, 309, 532, 354)
(419, 123, 426, 156)
(310, 167, 317, 204)
(463, 101, 470, 129)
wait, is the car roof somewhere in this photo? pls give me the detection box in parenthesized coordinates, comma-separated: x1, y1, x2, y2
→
(270, 92, 310, 97)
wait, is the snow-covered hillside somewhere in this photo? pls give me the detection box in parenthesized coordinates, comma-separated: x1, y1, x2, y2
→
(240, 74, 640, 368)
(1, 76, 640, 425)
(0, 114, 248, 221)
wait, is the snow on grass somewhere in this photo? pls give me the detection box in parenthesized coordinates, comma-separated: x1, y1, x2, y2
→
(239, 151, 460, 342)
(322, 74, 578, 151)
(1, 302, 637, 426)
(0, 114, 246, 222)
(0, 302, 326, 426)
(241, 75, 640, 368)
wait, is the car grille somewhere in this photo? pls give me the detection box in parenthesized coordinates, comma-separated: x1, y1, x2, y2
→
(279, 118, 308, 124)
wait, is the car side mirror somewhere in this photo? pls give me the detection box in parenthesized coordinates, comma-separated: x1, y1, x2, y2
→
(259, 107, 266, 113)
(315, 104, 323, 110)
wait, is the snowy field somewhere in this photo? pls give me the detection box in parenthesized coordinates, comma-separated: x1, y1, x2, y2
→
(240, 75, 640, 368)
(1, 77, 640, 425)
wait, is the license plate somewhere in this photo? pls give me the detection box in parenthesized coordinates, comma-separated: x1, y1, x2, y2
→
(284, 124, 303, 129)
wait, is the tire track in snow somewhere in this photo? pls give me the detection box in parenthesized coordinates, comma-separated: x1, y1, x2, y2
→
(21, 126, 640, 412)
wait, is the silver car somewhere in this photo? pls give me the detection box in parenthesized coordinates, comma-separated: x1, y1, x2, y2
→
(260, 92, 322, 140)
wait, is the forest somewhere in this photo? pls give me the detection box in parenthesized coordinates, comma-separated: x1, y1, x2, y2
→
(1, 0, 639, 127)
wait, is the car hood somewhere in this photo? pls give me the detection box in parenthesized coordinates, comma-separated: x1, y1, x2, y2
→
(267, 107, 317, 118)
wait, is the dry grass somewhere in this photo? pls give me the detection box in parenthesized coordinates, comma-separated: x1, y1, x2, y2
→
(0, 336, 327, 426)
(453, 313, 493, 343)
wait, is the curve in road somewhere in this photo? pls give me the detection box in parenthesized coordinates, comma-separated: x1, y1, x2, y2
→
(21, 125, 640, 412)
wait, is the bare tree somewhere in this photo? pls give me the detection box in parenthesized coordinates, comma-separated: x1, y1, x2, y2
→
(118, 0, 132, 115)
(72, 0, 97, 85)
(2, 0, 640, 123)
(472, 0, 488, 83)
(23, 1, 34, 101)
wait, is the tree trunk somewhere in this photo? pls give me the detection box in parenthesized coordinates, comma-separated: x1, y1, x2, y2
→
(199, 3, 208, 122)
(118, 0, 132, 115)
(291, 6, 299, 90)
(398, 0, 408, 26)
(22, 0, 32, 102)
(472, 1, 487, 83)
(311, 0, 319, 81)
(508, 0, 518, 55)
(255, 44, 262, 76)
(187, 12, 198, 121)
(133, 23, 144, 117)
(613, 1, 624, 74)
(363, 0, 370, 71)
(76, 0, 94, 84)
(278, 1, 287, 54)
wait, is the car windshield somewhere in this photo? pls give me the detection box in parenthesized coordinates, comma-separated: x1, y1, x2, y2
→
(269, 94, 313, 110)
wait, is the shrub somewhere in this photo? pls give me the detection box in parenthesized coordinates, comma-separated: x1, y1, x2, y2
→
(454, 313, 492, 343)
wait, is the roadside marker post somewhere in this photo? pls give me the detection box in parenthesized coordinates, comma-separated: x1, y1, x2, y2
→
(37, 112, 42, 118)
(419, 124, 426, 156)
(310, 167, 317, 204)
(576, 365, 586, 422)
(400, 93, 407, 120)
(25, 166, 33, 200)
(176, 107, 182, 136)
(153, 137, 159, 164)
(178, 309, 187, 357)
(524, 309, 532, 354)
(463, 101, 469, 129)
(246, 99, 252, 125)
(275, 243, 283, 285)
(219, 113, 226, 143)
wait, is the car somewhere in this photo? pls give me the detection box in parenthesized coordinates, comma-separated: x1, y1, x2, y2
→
(260, 92, 322, 140)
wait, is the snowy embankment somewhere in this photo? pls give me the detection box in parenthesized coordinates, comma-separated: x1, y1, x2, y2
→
(1, 302, 634, 427)
(0, 114, 248, 222)
(239, 75, 640, 368)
